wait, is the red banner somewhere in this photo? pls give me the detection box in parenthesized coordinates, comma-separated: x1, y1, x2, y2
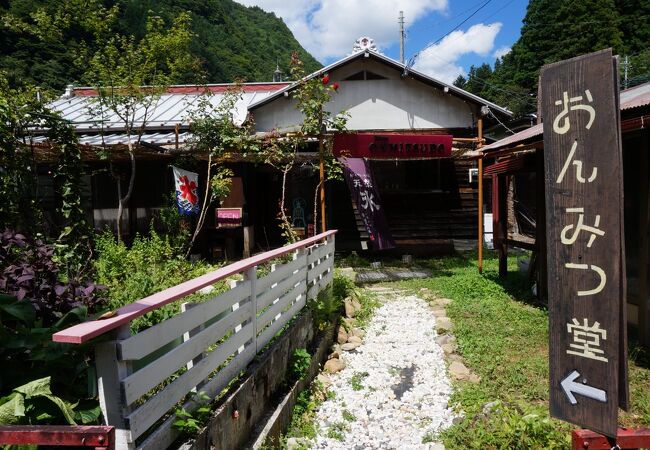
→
(333, 133, 452, 159)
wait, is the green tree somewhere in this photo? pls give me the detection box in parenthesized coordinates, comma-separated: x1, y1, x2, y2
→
(80, 12, 196, 240)
(0, 0, 321, 90)
(457, 0, 630, 116)
(0, 74, 47, 232)
(289, 52, 347, 233)
(184, 82, 259, 256)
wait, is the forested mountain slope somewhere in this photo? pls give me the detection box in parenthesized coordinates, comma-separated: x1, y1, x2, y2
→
(454, 0, 650, 116)
(0, 0, 321, 91)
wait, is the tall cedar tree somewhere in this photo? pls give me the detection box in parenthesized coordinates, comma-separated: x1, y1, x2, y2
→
(456, 0, 631, 116)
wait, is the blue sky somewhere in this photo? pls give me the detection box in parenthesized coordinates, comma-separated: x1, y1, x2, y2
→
(235, 0, 529, 83)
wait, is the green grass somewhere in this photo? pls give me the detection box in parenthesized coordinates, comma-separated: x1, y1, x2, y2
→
(349, 371, 369, 391)
(388, 251, 631, 449)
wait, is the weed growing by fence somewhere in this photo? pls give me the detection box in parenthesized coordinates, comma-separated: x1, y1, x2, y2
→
(94, 229, 223, 332)
(287, 348, 312, 383)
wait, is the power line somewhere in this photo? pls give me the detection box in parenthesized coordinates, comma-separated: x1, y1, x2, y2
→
(407, 0, 494, 69)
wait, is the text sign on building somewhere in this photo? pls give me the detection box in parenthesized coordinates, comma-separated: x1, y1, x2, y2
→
(216, 208, 242, 228)
(541, 49, 627, 437)
(333, 133, 452, 159)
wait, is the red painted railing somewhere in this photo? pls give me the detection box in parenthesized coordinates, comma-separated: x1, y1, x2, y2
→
(0, 425, 114, 449)
(572, 428, 650, 449)
(46, 231, 337, 450)
(53, 230, 337, 344)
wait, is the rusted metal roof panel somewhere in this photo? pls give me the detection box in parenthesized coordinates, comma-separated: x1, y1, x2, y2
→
(620, 82, 650, 110)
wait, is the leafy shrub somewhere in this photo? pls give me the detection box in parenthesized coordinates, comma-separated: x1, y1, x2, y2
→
(173, 391, 212, 436)
(0, 376, 100, 426)
(441, 402, 570, 449)
(94, 229, 218, 332)
(287, 348, 312, 383)
(0, 229, 105, 326)
(0, 294, 95, 402)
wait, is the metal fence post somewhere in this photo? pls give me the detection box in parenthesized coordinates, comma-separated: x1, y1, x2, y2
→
(244, 266, 258, 354)
(94, 324, 134, 450)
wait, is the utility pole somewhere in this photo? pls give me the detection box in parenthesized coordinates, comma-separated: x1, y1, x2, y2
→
(623, 55, 629, 89)
(399, 11, 405, 64)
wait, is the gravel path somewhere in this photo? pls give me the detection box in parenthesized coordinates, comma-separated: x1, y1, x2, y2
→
(311, 288, 455, 449)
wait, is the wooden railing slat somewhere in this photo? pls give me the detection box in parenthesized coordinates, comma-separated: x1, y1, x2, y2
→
(256, 253, 306, 292)
(53, 231, 336, 344)
(256, 280, 306, 332)
(256, 267, 307, 313)
(256, 296, 306, 352)
(119, 281, 250, 360)
(127, 322, 254, 440)
(122, 302, 252, 405)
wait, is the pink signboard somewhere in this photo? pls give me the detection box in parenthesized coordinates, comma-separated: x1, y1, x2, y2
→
(216, 208, 242, 228)
(333, 133, 452, 159)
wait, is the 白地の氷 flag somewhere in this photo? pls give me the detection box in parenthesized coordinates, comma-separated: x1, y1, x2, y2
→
(172, 166, 200, 215)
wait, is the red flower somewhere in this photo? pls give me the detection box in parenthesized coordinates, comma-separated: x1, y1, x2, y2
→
(322, 74, 330, 85)
(332, 82, 340, 91)
(178, 175, 198, 205)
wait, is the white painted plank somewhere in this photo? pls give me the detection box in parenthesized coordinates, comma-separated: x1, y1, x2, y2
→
(257, 280, 306, 331)
(127, 322, 254, 439)
(307, 257, 333, 283)
(307, 270, 333, 300)
(256, 267, 306, 313)
(135, 345, 256, 450)
(256, 253, 305, 292)
(256, 296, 307, 352)
(120, 281, 251, 360)
(122, 303, 252, 405)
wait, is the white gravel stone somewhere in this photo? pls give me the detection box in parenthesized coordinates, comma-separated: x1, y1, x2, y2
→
(310, 291, 455, 449)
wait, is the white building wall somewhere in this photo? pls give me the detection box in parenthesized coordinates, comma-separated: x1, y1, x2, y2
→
(252, 59, 478, 133)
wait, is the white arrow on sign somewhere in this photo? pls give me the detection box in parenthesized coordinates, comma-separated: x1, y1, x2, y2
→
(561, 370, 607, 405)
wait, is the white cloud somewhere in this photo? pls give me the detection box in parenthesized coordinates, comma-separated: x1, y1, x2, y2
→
(493, 46, 511, 59)
(413, 22, 502, 83)
(234, 0, 448, 61)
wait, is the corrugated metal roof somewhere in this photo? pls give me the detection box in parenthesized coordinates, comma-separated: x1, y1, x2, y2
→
(47, 83, 288, 134)
(482, 123, 543, 151)
(621, 82, 650, 110)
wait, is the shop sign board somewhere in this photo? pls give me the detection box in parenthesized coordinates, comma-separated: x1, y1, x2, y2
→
(216, 208, 242, 228)
(333, 133, 452, 159)
(541, 48, 627, 437)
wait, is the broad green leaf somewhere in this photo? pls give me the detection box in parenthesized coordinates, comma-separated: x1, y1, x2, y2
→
(0, 394, 25, 424)
(42, 394, 77, 425)
(0, 298, 35, 325)
(74, 405, 101, 424)
(13, 377, 52, 398)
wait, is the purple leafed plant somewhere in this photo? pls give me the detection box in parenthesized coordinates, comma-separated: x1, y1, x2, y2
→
(0, 229, 105, 325)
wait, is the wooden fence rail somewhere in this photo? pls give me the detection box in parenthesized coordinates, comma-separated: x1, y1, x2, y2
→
(50, 231, 336, 450)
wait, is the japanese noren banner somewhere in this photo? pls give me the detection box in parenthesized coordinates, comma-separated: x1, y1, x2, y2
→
(172, 166, 200, 216)
(340, 157, 395, 250)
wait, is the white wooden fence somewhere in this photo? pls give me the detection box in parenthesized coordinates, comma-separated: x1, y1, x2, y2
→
(53, 231, 336, 450)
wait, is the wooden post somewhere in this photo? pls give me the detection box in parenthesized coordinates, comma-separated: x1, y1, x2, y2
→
(94, 325, 134, 450)
(536, 149, 548, 303)
(318, 107, 327, 233)
(478, 117, 484, 274)
(640, 131, 650, 347)
(181, 302, 207, 392)
(492, 174, 508, 277)
(244, 266, 258, 353)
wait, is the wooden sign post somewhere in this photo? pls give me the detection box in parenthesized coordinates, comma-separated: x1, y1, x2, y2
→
(541, 49, 627, 437)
